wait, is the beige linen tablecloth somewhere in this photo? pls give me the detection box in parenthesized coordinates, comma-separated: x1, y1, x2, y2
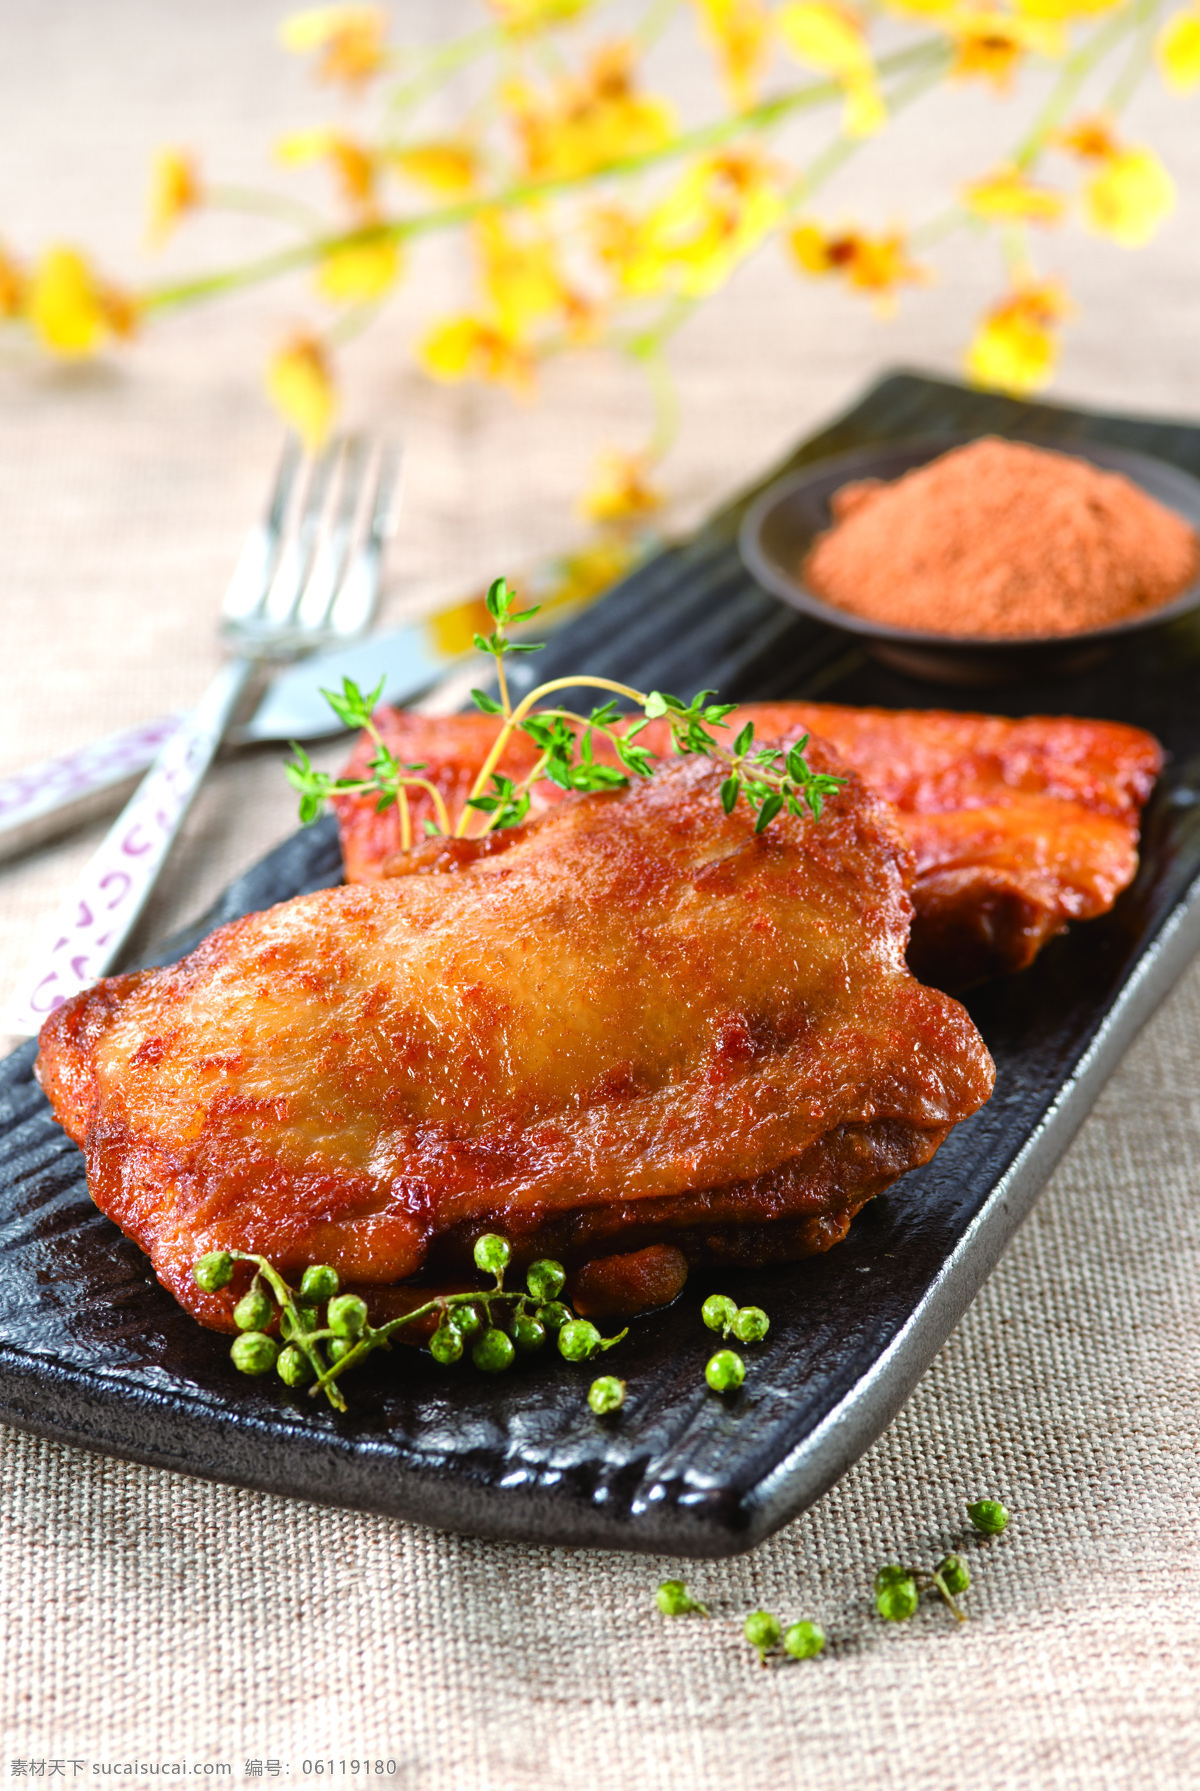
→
(2, 4, 1199, 1785)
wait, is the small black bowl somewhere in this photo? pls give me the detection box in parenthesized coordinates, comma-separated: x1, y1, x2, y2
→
(739, 434, 1200, 687)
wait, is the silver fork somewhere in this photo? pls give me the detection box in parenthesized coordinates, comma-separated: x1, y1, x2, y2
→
(6, 434, 400, 1038)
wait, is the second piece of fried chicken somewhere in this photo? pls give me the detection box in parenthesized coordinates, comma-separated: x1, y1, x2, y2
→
(334, 702, 1161, 987)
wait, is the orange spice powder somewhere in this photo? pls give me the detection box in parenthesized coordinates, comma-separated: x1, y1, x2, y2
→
(802, 437, 1200, 638)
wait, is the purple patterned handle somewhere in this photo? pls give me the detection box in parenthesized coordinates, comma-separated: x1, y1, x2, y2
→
(6, 661, 252, 1037)
(0, 714, 182, 860)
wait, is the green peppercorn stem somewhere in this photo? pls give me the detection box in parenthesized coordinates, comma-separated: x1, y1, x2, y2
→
(731, 1305, 770, 1345)
(192, 1251, 234, 1293)
(701, 1293, 737, 1335)
(526, 1258, 566, 1302)
(537, 1300, 572, 1334)
(512, 1314, 547, 1354)
(473, 1233, 511, 1280)
(327, 1293, 368, 1338)
(874, 1570, 919, 1622)
(743, 1610, 781, 1662)
(276, 1344, 315, 1387)
(587, 1375, 625, 1415)
(558, 1318, 602, 1362)
(705, 1349, 745, 1393)
(936, 1554, 970, 1596)
(655, 1580, 708, 1617)
(783, 1620, 826, 1660)
(299, 1264, 339, 1303)
(967, 1498, 1009, 1536)
(472, 1327, 516, 1373)
(230, 1331, 278, 1376)
(232, 1284, 274, 1333)
(430, 1324, 464, 1365)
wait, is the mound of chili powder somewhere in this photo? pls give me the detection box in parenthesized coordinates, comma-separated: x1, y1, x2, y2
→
(802, 436, 1200, 638)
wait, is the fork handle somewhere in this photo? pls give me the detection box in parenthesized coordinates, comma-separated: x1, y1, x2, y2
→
(6, 659, 253, 1038)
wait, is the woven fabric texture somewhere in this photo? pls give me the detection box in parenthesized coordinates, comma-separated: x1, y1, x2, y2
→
(2, 3, 1199, 1786)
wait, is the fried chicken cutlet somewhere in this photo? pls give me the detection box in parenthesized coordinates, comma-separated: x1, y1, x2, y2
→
(335, 703, 1161, 988)
(37, 746, 994, 1333)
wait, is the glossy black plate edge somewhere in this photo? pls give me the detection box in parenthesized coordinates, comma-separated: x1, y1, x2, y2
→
(740, 867, 1200, 1547)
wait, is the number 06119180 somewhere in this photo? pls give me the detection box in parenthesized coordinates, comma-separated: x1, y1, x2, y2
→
(301, 1765, 397, 1777)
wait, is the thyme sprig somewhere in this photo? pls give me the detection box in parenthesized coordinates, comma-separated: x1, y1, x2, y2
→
(285, 575, 845, 840)
(192, 1233, 625, 1412)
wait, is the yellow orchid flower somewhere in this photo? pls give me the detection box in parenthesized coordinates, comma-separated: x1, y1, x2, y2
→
(580, 451, 663, 525)
(147, 149, 202, 247)
(606, 148, 784, 299)
(505, 42, 676, 181)
(488, 0, 591, 28)
(949, 10, 1065, 89)
(474, 211, 586, 340)
(1057, 118, 1174, 248)
(266, 335, 337, 446)
(790, 222, 927, 312)
(964, 164, 1067, 222)
(965, 279, 1070, 393)
(1014, 0, 1121, 18)
(280, 6, 388, 87)
(276, 130, 378, 215)
(0, 244, 26, 318)
(691, 0, 772, 110)
(1158, 6, 1200, 92)
(419, 315, 536, 393)
(1082, 147, 1174, 247)
(315, 237, 402, 303)
(776, 2, 887, 136)
(388, 141, 479, 198)
(28, 248, 137, 356)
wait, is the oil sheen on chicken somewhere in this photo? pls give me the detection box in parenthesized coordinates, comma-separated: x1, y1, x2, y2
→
(335, 702, 1161, 988)
(37, 746, 994, 1332)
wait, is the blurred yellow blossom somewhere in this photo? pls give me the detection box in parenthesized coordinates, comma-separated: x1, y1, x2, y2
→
(0, 244, 26, 317)
(1157, 6, 1200, 90)
(948, 10, 1065, 88)
(596, 148, 783, 299)
(421, 315, 536, 392)
(280, 6, 389, 86)
(965, 278, 1070, 392)
(691, 0, 772, 109)
(147, 149, 202, 246)
(580, 450, 663, 524)
(475, 211, 590, 339)
(315, 236, 401, 302)
(506, 42, 676, 180)
(277, 130, 378, 215)
(267, 334, 336, 445)
(541, 535, 643, 611)
(776, 2, 887, 136)
(28, 248, 137, 356)
(388, 141, 480, 197)
(489, 0, 592, 27)
(1015, 0, 1121, 18)
(1058, 118, 1174, 247)
(790, 222, 927, 311)
(964, 164, 1067, 221)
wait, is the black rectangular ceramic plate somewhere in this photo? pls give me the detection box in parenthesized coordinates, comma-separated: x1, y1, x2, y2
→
(3, 372, 1200, 1558)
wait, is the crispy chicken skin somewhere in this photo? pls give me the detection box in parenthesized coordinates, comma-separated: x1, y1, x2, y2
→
(37, 747, 994, 1333)
(335, 703, 1162, 988)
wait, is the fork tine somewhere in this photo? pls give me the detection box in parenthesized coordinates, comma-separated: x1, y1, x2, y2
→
(326, 441, 402, 639)
(296, 435, 368, 633)
(220, 435, 303, 624)
(259, 438, 342, 630)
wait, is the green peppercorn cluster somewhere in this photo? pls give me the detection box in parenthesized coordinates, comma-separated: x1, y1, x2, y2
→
(192, 1233, 626, 1412)
(743, 1610, 826, 1665)
(874, 1498, 1010, 1625)
(700, 1291, 770, 1393)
